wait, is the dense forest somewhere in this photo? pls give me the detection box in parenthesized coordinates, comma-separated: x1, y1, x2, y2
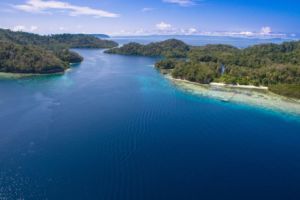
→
(0, 41, 67, 74)
(105, 39, 190, 58)
(0, 29, 118, 74)
(106, 39, 300, 99)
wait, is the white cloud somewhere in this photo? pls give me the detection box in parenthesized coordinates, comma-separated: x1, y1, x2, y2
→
(163, 0, 196, 7)
(260, 26, 272, 35)
(107, 25, 287, 39)
(178, 27, 198, 35)
(13, 0, 119, 18)
(197, 29, 286, 38)
(239, 31, 254, 36)
(135, 28, 146, 34)
(11, 25, 38, 32)
(141, 7, 154, 12)
(154, 23, 200, 35)
(156, 22, 172, 31)
(30, 25, 38, 31)
(12, 25, 26, 32)
(59, 26, 67, 31)
(187, 27, 197, 34)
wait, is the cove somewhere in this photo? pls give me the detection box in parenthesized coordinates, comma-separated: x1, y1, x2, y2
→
(0, 48, 300, 200)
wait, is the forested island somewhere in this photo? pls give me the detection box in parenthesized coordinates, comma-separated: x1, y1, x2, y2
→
(0, 29, 118, 74)
(105, 39, 300, 99)
(1, 28, 299, 99)
(91, 34, 111, 39)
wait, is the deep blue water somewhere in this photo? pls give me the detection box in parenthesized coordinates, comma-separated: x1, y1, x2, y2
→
(0, 41, 300, 199)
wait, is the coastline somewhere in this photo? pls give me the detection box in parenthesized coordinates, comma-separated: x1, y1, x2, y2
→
(209, 82, 269, 90)
(0, 71, 66, 79)
(166, 75, 300, 116)
(0, 66, 77, 79)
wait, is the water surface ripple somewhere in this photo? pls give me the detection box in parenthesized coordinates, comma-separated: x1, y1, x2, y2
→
(0, 49, 300, 200)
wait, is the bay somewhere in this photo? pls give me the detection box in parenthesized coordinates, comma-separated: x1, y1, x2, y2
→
(0, 36, 300, 199)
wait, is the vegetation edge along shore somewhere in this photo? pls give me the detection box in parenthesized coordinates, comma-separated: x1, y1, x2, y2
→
(105, 39, 300, 99)
(0, 28, 299, 100)
(0, 29, 118, 74)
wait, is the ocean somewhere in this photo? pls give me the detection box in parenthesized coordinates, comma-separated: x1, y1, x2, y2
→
(0, 35, 300, 199)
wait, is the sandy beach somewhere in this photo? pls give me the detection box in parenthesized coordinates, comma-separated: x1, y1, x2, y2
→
(167, 76, 300, 116)
(209, 82, 269, 90)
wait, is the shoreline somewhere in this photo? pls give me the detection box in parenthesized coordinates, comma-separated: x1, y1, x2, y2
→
(0, 71, 65, 79)
(0, 62, 80, 79)
(209, 82, 269, 90)
(166, 75, 300, 116)
(168, 76, 270, 91)
(0, 67, 76, 79)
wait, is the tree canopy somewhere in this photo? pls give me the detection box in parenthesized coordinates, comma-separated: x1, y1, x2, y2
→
(0, 29, 118, 74)
(105, 39, 190, 58)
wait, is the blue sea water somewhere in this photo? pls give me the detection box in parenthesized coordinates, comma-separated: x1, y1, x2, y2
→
(0, 36, 300, 199)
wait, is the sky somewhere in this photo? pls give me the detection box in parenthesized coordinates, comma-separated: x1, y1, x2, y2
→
(0, 0, 300, 37)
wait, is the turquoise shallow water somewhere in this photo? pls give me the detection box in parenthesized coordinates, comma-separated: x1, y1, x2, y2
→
(0, 44, 300, 199)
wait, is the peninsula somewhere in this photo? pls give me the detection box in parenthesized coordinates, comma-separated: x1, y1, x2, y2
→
(105, 39, 300, 99)
(0, 29, 118, 74)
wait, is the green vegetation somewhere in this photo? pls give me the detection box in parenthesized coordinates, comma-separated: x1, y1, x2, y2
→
(49, 34, 118, 49)
(105, 39, 190, 58)
(171, 61, 219, 84)
(0, 41, 66, 73)
(269, 84, 300, 99)
(155, 59, 177, 69)
(0, 29, 118, 74)
(107, 39, 300, 99)
(0, 29, 118, 49)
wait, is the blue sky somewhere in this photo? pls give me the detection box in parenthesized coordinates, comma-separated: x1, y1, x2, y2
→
(0, 0, 300, 37)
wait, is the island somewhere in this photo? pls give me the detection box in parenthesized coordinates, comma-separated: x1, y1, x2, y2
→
(0, 29, 118, 74)
(91, 34, 111, 39)
(105, 39, 300, 99)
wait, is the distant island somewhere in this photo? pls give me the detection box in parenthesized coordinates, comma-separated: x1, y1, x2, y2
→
(0, 29, 118, 74)
(91, 34, 111, 39)
(105, 39, 300, 99)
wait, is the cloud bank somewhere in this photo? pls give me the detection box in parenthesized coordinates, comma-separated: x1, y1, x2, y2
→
(11, 25, 38, 32)
(156, 22, 173, 31)
(13, 0, 119, 18)
(111, 23, 289, 39)
(163, 0, 197, 7)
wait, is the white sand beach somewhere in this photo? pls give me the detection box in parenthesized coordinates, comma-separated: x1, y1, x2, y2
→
(167, 76, 300, 116)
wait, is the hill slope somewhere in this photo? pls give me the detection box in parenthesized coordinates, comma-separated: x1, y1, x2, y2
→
(105, 39, 190, 58)
(0, 29, 118, 74)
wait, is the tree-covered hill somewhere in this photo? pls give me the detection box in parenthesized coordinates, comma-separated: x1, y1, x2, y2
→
(105, 39, 190, 58)
(0, 41, 66, 74)
(49, 34, 118, 49)
(0, 29, 118, 49)
(107, 39, 300, 99)
(0, 29, 118, 74)
(90, 34, 110, 39)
